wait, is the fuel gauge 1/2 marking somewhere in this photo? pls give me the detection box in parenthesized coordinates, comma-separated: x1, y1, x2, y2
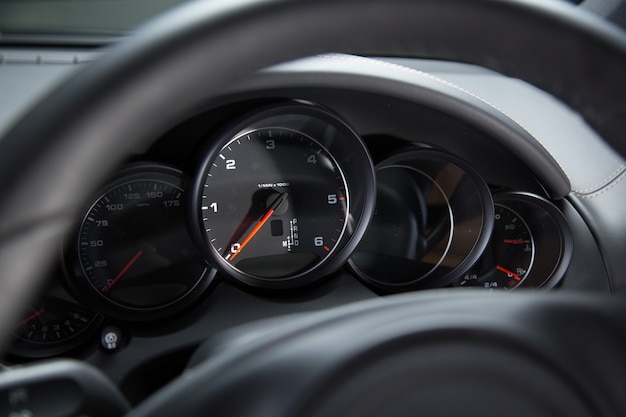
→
(456, 205, 535, 289)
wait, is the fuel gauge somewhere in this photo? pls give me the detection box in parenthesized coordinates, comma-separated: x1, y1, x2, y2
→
(456, 205, 535, 289)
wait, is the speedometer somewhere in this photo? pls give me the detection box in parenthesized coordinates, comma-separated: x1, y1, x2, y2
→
(194, 102, 375, 289)
(67, 164, 212, 320)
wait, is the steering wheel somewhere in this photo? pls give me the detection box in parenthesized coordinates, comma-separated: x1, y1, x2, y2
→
(1, 0, 626, 415)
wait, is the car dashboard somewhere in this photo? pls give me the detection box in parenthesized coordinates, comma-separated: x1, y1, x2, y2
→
(0, 48, 618, 405)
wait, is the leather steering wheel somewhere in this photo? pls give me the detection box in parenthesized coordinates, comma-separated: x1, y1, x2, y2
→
(1, 0, 626, 415)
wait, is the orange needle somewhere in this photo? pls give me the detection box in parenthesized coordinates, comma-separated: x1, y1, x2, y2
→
(105, 249, 143, 292)
(229, 192, 287, 261)
(496, 265, 522, 281)
(229, 209, 274, 261)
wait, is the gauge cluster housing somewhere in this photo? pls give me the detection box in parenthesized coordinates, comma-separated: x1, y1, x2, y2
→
(1, 54, 610, 406)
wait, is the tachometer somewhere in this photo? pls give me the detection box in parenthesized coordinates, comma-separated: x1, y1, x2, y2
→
(194, 103, 375, 289)
(201, 127, 347, 277)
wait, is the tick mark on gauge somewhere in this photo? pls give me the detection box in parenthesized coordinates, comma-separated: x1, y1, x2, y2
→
(219, 154, 226, 160)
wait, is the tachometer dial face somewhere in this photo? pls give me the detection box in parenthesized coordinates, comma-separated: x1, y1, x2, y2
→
(199, 127, 348, 282)
(456, 205, 535, 289)
(70, 165, 211, 319)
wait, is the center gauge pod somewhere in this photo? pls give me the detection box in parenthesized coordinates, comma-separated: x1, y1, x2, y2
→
(349, 149, 494, 292)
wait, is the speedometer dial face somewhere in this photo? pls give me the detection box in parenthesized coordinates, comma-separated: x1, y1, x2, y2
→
(70, 165, 211, 319)
(199, 127, 348, 282)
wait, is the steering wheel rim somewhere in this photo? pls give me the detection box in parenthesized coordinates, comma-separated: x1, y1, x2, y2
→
(1, 0, 626, 413)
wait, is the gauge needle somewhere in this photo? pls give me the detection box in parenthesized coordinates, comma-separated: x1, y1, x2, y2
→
(228, 192, 287, 261)
(105, 250, 144, 292)
(496, 265, 522, 281)
(503, 239, 529, 244)
(19, 308, 45, 326)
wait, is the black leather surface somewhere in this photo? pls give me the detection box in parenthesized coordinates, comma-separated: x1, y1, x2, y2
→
(129, 291, 626, 416)
(0, 0, 626, 396)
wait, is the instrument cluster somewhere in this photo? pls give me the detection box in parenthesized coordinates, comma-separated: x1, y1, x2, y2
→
(6, 101, 573, 359)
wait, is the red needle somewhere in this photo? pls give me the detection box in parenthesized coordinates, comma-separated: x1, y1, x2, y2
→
(496, 265, 522, 281)
(503, 239, 528, 244)
(228, 192, 287, 261)
(229, 209, 274, 261)
(105, 250, 143, 292)
(19, 308, 45, 326)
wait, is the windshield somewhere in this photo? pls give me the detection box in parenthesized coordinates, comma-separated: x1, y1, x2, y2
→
(0, 0, 188, 35)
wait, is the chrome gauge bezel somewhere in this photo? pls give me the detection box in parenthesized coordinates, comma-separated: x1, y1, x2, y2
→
(492, 192, 573, 289)
(64, 163, 213, 321)
(349, 148, 494, 292)
(7, 292, 102, 359)
(452, 192, 573, 290)
(455, 203, 537, 290)
(192, 102, 376, 290)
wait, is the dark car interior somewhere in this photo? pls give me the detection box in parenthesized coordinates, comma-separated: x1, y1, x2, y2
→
(1, 0, 626, 416)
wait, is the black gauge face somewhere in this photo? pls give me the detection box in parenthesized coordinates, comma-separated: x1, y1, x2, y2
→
(10, 297, 99, 358)
(73, 166, 209, 317)
(456, 205, 535, 289)
(351, 166, 453, 283)
(349, 149, 493, 291)
(199, 127, 348, 281)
